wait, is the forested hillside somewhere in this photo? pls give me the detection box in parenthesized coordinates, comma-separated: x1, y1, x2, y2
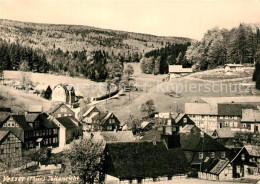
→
(185, 23, 260, 70)
(0, 19, 192, 81)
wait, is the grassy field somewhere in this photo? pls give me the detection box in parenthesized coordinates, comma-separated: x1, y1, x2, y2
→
(3, 70, 111, 98)
(96, 64, 258, 123)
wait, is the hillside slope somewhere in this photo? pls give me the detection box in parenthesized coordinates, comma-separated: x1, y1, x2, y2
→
(0, 19, 192, 55)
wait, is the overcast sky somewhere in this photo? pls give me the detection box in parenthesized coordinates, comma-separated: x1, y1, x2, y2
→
(0, 0, 260, 40)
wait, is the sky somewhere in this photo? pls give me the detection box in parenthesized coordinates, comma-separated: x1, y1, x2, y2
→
(0, 0, 260, 40)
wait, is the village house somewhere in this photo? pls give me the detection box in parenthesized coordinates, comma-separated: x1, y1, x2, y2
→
(224, 64, 244, 72)
(185, 102, 218, 132)
(82, 107, 120, 132)
(168, 65, 193, 79)
(0, 130, 22, 167)
(49, 103, 75, 118)
(179, 125, 230, 169)
(198, 158, 233, 181)
(212, 128, 235, 148)
(52, 116, 82, 147)
(231, 145, 260, 178)
(0, 114, 59, 149)
(140, 121, 154, 132)
(52, 84, 76, 104)
(217, 103, 258, 132)
(34, 84, 52, 100)
(104, 141, 189, 183)
(241, 109, 260, 133)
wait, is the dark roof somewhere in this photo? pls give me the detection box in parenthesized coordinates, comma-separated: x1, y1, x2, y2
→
(25, 114, 39, 122)
(92, 112, 108, 122)
(39, 114, 58, 129)
(218, 103, 258, 116)
(105, 141, 189, 179)
(141, 129, 162, 142)
(180, 125, 228, 152)
(55, 116, 79, 128)
(11, 115, 32, 130)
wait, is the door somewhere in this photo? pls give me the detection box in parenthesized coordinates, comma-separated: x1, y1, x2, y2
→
(219, 123, 222, 128)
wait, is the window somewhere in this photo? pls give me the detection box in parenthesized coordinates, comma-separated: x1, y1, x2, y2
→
(11, 123, 15, 127)
(68, 114, 72, 116)
(183, 118, 187, 123)
(49, 129, 52, 135)
(16, 123, 19, 127)
(220, 116, 223, 119)
(53, 129, 58, 134)
(7, 123, 11, 127)
(211, 152, 215, 158)
(225, 122, 229, 127)
(229, 116, 233, 119)
(234, 122, 238, 127)
(58, 114, 61, 117)
(234, 116, 237, 120)
(199, 152, 203, 159)
(241, 153, 245, 161)
(230, 122, 234, 127)
(107, 126, 112, 131)
(225, 116, 228, 119)
(243, 124, 247, 128)
(64, 114, 67, 117)
(221, 152, 226, 158)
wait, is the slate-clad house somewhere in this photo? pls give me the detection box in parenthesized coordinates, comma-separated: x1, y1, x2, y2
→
(0, 114, 59, 149)
(0, 130, 22, 167)
(198, 158, 233, 181)
(52, 84, 75, 104)
(179, 125, 230, 169)
(104, 141, 189, 183)
(217, 103, 257, 131)
(231, 145, 260, 178)
(82, 107, 120, 132)
(49, 103, 75, 118)
(52, 116, 82, 146)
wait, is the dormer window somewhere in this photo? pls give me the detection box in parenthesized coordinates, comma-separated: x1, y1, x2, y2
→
(199, 152, 203, 159)
(221, 152, 226, 158)
(183, 118, 187, 123)
(241, 153, 245, 161)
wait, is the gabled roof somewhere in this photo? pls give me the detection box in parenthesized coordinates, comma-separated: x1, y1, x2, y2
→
(179, 124, 195, 133)
(241, 109, 260, 122)
(38, 114, 58, 129)
(175, 113, 185, 123)
(141, 121, 151, 129)
(185, 103, 217, 115)
(28, 105, 42, 113)
(83, 106, 99, 117)
(212, 128, 234, 139)
(169, 65, 193, 73)
(25, 114, 39, 123)
(218, 103, 258, 116)
(141, 129, 162, 142)
(93, 131, 135, 143)
(55, 116, 79, 128)
(0, 130, 9, 142)
(0, 128, 24, 142)
(6, 115, 32, 130)
(179, 125, 228, 152)
(53, 84, 74, 92)
(49, 103, 73, 114)
(201, 158, 230, 175)
(92, 112, 108, 121)
(0, 112, 10, 124)
(34, 84, 50, 92)
(244, 145, 260, 157)
(105, 141, 189, 179)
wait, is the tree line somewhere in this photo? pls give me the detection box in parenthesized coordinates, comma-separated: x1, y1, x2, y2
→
(185, 24, 260, 70)
(0, 39, 49, 73)
(140, 43, 191, 74)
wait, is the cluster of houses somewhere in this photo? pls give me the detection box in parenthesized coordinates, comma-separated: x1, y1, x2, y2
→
(1, 97, 260, 182)
(12, 83, 76, 104)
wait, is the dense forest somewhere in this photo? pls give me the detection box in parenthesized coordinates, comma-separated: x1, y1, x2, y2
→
(185, 23, 260, 70)
(0, 39, 49, 72)
(140, 43, 191, 74)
